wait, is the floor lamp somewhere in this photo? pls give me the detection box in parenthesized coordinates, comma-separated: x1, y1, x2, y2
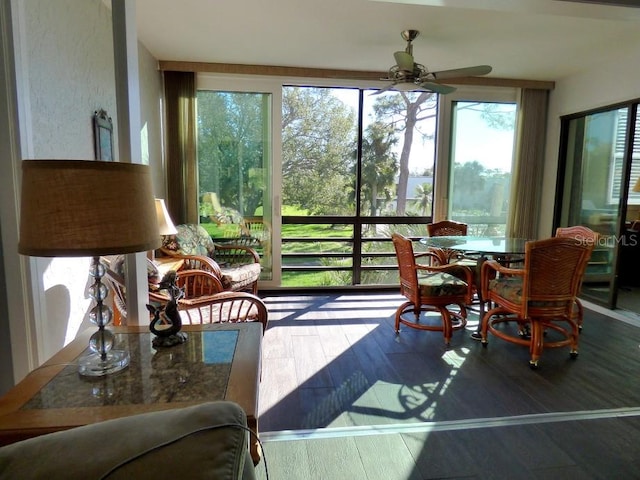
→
(18, 160, 160, 376)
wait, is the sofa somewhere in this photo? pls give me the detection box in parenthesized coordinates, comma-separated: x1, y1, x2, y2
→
(0, 401, 257, 480)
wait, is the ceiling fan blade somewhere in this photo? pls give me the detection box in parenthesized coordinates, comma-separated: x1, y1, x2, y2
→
(394, 51, 414, 72)
(432, 65, 492, 80)
(418, 82, 457, 95)
(370, 83, 398, 96)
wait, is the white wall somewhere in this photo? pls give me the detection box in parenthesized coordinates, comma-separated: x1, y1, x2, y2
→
(0, 0, 165, 387)
(138, 41, 166, 197)
(539, 48, 640, 237)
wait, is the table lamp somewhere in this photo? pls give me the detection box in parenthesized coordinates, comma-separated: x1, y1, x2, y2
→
(155, 198, 178, 236)
(18, 160, 161, 377)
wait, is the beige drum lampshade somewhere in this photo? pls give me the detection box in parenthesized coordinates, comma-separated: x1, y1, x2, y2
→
(18, 160, 161, 257)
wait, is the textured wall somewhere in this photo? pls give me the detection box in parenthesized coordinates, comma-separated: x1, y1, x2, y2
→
(19, 0, 164, 363)
(25, 0, 117, 160)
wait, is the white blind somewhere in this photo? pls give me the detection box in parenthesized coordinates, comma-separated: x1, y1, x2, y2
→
(609, 108, 640, 204)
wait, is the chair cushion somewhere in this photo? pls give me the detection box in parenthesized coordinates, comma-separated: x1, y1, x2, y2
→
(110, 255, 159, 280)
(220, 263, 262, 291)
(417, 272, 469, 297)
(489, 277, 568, 309)
(164, 224, 216, 256)
(489, 276, 523, 303)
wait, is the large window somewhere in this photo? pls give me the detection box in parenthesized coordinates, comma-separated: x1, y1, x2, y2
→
(281, 86, 440, 286)
(448, 101, 517, 235)
(195, 74, 518, 289)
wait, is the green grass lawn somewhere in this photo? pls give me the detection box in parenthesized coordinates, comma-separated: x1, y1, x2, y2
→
(197, 206, 436, 286)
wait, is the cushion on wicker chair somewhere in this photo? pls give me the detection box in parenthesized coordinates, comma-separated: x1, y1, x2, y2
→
(110, 255, 159, 279)
(417, 272, 469, 297)
(489, 276, 569, 308)
(489, 276, 522, 303)
(220, 264, 263, 291)
(163, 224, 215, 256)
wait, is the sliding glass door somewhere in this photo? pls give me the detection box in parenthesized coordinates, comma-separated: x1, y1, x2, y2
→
(557, 105, 640, 309)
(196, 90, 274, 281)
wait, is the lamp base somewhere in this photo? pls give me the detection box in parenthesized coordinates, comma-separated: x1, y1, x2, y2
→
(78, 349, 130, 377)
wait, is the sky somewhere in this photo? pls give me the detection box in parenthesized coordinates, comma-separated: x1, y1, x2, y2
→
(330, 88, 516, 174)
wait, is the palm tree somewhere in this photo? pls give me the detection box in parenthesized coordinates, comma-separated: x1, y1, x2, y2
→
(415, 182, 433, 216)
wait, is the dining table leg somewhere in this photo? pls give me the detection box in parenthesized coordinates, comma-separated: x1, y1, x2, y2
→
(471, 255, 487, 340)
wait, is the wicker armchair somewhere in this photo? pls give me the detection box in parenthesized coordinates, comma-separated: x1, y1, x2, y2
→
(555, 225, 598, 331)
(160, 224, 261, 295)
(392, 233, 474, 346)
(104, 267, 267, 332)
(479, 236, 593, 368)
(178, 290, 268, 332)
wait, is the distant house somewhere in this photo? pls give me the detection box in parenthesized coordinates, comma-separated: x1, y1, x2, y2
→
(382, 176, 434, 214)
(405, 176, 433, 201)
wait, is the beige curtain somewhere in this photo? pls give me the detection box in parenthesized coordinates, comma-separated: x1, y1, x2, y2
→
(506, 88, 549, 239)
(163, 71, 198, 225)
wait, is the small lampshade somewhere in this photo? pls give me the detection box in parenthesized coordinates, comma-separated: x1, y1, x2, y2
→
(633, 176, 640, 193)
(19, 160, 161, 256)
(155, 198, 178, 236)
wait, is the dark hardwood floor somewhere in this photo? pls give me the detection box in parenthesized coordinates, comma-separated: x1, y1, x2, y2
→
(255, 293, 640, 480)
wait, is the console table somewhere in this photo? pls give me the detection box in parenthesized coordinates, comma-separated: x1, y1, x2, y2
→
(0, 322, 262, 464)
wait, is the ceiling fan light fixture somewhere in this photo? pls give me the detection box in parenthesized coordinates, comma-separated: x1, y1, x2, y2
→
(394, 51, 414, 72)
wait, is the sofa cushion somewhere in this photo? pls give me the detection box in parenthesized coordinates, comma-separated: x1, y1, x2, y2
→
(0, 401, 256, 480)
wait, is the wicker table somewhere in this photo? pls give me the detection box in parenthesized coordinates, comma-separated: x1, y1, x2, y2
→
(0, 322, 262, 464)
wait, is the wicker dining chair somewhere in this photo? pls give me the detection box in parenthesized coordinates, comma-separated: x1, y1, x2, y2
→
(555, 226, 598, 331)
(479, 236, 593, 368)
(426, 220, 469, 265)
(392, 233, 474, 346)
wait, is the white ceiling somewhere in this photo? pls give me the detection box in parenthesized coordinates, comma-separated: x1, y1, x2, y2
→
(134, 0, 640, 82)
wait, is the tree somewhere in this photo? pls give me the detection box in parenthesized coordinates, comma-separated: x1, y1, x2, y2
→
(197, 92, 266, 217)
(372, 91, 438, 215)
(415, 182, 433, 216)
(282, 87, 357, 215)
(360, 121, 398, 218)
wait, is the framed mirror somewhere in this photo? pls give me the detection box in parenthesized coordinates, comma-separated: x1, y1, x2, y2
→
(93, 109, 113, 161)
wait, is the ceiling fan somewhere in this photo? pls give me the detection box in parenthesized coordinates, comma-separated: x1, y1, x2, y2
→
(375, 30, 492, 95)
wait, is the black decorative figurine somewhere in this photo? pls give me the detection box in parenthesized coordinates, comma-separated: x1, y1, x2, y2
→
(147, 271, 187, 347)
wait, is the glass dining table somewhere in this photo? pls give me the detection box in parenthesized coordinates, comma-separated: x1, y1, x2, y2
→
(420, 236, 532, 257)
(419, 235, 534, 339)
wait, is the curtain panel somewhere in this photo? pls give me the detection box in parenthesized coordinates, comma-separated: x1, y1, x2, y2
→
(507, 88, 549, 239)
(163, 71, 198, 225)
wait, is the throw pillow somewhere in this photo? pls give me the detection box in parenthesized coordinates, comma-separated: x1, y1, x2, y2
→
(171, 224, 215, 256)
